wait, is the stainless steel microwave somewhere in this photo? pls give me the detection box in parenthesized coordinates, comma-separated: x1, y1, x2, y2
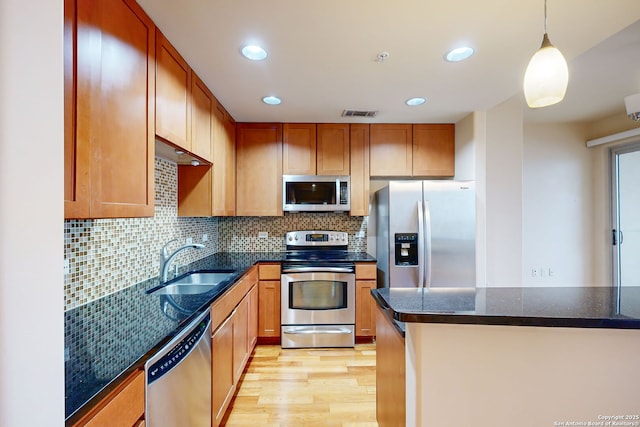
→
(283, 175, 350, 212)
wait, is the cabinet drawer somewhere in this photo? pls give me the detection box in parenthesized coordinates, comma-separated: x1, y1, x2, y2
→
(258, 263, 281, 280)
(355, 263, 376, 280)
(73, 370, 144, 427)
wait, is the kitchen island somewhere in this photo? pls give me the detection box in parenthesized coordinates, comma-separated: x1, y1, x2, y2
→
(372, 286, 640, 427)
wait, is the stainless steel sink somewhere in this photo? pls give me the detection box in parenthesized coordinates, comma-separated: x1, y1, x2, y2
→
(152, 283, 220, 295)
(150, 271, 236, 295)
(173, 272, 235, 285)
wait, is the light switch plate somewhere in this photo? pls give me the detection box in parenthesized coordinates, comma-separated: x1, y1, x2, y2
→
(186, 237, 193, 244)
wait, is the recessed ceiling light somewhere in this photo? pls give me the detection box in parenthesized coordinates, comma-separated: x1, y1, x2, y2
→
(445, 46, 474, 62)
(241, 45, 268, 61)
(262, 96, 281, 105)
(406, 97, 426, 106)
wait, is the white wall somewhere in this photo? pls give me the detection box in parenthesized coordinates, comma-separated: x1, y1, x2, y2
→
(484, 97, 524, 286)
(455, 112, 487, 286)
(522, 122, 607, 286)
(0, 1, 65, 425)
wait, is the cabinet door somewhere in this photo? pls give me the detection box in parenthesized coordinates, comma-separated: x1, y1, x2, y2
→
(155, 29, 191, 150)
(236, 123, 283, 216)
(212, 315, 234, 427)
(78, 0, 155, 218)
(190, 72, 213, 161)
(212, 102, 236, 216)
(317, 124, 350, 175)
(375, 304, 406, 427)
(247, 285, 259, 351)
(258, 280, 281, 338)
(369, 124, 412, 177)
(412, 124, 454, 177)
(64, 0, 90, 218)
(71, 370, 144, 427)
(283, 123, 316, 175)
(356, 280, 377, 337)
(349, 124, 369, 216)
(232, 297, 249, 384)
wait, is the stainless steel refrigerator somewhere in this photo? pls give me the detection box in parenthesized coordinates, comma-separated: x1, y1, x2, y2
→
(374, 181, 476, 288)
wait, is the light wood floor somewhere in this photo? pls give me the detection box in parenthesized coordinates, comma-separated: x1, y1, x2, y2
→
(221, 344, 378, 427)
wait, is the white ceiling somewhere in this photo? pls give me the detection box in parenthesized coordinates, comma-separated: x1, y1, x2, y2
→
(136, 0, 640, 125)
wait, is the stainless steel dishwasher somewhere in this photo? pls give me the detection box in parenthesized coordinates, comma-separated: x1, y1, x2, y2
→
(145, 309, 211, 427)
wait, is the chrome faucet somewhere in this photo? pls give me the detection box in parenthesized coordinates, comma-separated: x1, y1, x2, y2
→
(160, 239, 205, 283)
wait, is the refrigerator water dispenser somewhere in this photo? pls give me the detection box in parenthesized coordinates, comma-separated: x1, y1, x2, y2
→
(394, 233, 418, 266)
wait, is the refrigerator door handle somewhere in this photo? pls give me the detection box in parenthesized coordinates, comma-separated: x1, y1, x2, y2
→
(424, 201, 433, 288)
(417, 201, 425, 288)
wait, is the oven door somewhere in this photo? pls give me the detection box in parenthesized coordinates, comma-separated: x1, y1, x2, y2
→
(281, 271, 355, 326)
(281, 270, 355, 348)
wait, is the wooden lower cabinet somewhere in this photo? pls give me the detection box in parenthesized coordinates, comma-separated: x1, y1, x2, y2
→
(211, 314, 234, 427)
(355, 262, 377, 338)
(257, 263, 282, 341)
(71, 370, 145, 427)
(210, 267, 258, 427)
(248, 285, 259, 349)
(355, 280, 377, 337)
(375, 304, 406, 427)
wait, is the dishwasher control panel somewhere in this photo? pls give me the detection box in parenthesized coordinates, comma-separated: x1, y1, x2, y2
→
(146, 311, 210, 384)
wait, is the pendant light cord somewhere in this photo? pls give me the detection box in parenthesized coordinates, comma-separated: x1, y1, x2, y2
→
(544, 0, 548, 34)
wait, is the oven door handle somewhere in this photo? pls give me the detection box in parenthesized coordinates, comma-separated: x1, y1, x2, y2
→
(282, 327, 353, 335)
(281, 267, 354, 273)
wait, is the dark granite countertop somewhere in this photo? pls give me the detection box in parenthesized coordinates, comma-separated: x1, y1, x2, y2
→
(372, 286, 640, 329)
(65, 251, 375, 423)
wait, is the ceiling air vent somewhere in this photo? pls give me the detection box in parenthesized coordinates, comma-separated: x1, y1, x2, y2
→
(341, 109, 378, 118)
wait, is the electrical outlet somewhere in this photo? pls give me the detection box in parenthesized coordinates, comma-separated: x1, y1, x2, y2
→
(258, 232, 268, 239)
(186, 237, 193, 244)
(64, 259, 70, 275)
(202, 234, 208, 242)
(355, 231, 365, 238)
(531, 268, 538, 277)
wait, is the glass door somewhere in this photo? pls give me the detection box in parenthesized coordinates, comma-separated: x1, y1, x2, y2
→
(611, 142, 640, 315)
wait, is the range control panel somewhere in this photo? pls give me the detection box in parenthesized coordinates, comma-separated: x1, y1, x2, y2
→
(286, 230, 348, 247)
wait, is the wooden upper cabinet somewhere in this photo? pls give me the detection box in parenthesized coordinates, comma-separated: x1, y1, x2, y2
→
(177, 100, 235, 217)
(236, 123, 283, 216)
(64, 0, 90, 218)
(369, 124, 413, 176)
(71, 0, 155, 218)
(155, 29, 191, 151)
(349, 124, 369, 216)
(212, 101, 236, 216)
(283, 123, 316, 175)
(317, 124, 350, 175)
(190, 73, 213, 161)
(412, 124, 454, 177)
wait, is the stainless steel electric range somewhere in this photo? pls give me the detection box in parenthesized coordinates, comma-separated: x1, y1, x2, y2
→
(280, 230, 356, 348)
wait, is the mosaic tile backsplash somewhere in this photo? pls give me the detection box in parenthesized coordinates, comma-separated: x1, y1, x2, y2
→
(218, 214, 368, 252)
(64, 158, 218, 310)
(64, 157, 369, 311)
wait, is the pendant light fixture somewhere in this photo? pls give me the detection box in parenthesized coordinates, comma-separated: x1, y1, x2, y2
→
(523, 0, 568, 108)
